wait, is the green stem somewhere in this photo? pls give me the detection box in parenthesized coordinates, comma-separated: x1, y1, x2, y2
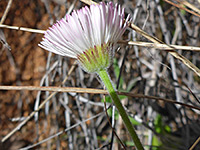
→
(98, 69, 144, 150)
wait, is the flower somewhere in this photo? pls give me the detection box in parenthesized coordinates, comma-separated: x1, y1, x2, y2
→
(39, 2, 130, 73)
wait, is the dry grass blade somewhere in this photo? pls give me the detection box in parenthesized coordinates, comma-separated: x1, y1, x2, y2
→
(0, 85, 199, 111)
(129, 23, 200, 77)
(118, 92, 200, 111)
(164, 0, 200, 18)
(168, 51, 200, 77)
(0, 85, 106, 94)
(176, 0, 200, 15)
(1, 0, 200, 149)
(0, 0, 13, 24)
(2, 91, 56, 143)
(0, 24, 45, 34)
(2, 22, 200, 77)
(80, 0, 200, 77)
(19, 111, 105, 150)
(103, 96, 127, 149)
(119, 41, 200, 52)
(1, 62, 77, 142)
(80, 0, 97, 5)
(189, 137, 200, 150)
(130, 23, 164, 44)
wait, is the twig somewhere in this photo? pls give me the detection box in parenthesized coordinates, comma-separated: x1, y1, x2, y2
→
(189, 136, 200, 150)
(0, 85, 106, 94)
(177, 0, 200, 15)
(0, 0, 199, 77)
(118, 92, 200, 111)
(163, 0, 200, 18)
(0, 24, 45, 34)
(119, 41, 200, 52)
(80, 0, 97, 5)
(103, 95, 127, 150)
(1, 24, 200, 52)
(0, 0, 13, 24)
(130, 22, 200, 77)
(19, 111, 105, 150)
(1, 62, 77, 142)
(0, 85, 199, 111)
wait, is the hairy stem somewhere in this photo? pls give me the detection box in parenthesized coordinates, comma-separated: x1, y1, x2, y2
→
(97, 69, 144, 150)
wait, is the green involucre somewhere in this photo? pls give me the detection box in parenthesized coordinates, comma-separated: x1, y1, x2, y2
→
(77, 43, 112, 73)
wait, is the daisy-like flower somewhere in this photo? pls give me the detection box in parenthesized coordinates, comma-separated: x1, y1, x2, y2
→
(39, 2, 130, 73)
(39, 3, 144, 148)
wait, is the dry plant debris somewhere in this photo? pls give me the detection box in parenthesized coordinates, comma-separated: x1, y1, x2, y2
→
(0, 0, 200, 149)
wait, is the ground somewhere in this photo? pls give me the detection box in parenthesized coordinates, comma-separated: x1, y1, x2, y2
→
(0, 0, 200, 149)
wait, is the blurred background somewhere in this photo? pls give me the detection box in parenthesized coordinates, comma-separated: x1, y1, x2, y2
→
(0, 0, 200, 149)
